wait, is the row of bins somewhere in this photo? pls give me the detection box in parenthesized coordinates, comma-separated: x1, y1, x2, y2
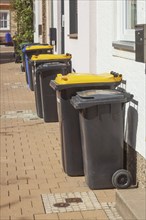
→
(30, 54, 72, 121)
(22, 44, 54, 89)
(50, 72, 122, 176)
(50, 73, 134, 189)
(20, 44, 134, 190)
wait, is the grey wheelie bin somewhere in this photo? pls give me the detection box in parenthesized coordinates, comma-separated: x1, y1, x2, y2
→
(31, 54, 72, 93)
(71, 89, 133, 189)
(50, 72, 123, 176)
(33, 54, 72, 120)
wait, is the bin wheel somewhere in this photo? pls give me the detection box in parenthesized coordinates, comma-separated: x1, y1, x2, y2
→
(21, 65, 25, 72)
(15, 55, 21, 63)
(112, 169, 132, 189)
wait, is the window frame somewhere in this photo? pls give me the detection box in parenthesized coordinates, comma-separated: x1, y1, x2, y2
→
(117, 0, 146, 42)
(117, 0, 136, 41)
(69, 0, 78, 39)
(0, 10, 10, 31)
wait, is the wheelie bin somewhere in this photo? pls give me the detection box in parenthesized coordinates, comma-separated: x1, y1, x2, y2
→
(70, 89, 133, 189)
(13, 40, 31, 63)
(20, 42, 40, 72)
(50, 71, 123, 176)
(5, 32, 13, 46)
(22, 44, 54, 90)
(32, 54, 72, 119)
(30, 54, 72, 93)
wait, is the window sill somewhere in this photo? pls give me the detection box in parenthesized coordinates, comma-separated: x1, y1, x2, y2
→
(68, 33, 78, 39)
(112, 41, 135, 60)
(0, 28, 10, 31)
(112, 41, 135, 52)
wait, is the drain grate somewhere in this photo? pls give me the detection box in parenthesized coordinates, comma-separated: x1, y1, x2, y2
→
(65, 198, 83, 203)
(42, 191, 101, 214)
(53, 202, 70, 208)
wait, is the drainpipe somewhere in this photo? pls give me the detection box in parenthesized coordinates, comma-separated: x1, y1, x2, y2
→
(42, 0, 47, 43)
(51, 0, 54, 27)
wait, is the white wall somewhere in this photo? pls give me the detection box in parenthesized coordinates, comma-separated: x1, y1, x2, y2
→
(64, 0, 90, 72)
(51, 0, 60, 53)
(46, 0, 51, 44)
(95, 0, 146, 158)
(89, 0, 97, 73)
(96, 1, 115, 72)
(113, 58, 145, 158)
(33, 0, 42, 43)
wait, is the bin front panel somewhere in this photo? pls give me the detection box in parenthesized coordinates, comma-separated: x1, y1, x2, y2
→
(79, 103, 125, 189)
(55, 86, 118, 176)
(56, 89, 84, 175)
(25, 54, 30, 85)
(38, 64, 69, 122)
(34, 70, 43, 118)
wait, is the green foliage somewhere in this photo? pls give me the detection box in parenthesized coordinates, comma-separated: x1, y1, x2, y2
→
(11, 0, 33, 43)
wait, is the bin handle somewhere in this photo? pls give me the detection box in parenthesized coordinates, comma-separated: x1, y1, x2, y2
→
(80, 96, 95, 100)
(66, 53, 72, 57)
(110, 71, 122, 78)
(61, 76, 68, 81)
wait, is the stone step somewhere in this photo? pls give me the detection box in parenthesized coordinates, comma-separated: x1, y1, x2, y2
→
(116, 188, 145, 220)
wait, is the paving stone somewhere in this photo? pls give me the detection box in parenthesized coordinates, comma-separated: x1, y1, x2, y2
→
(0, 207, 11, 220)
(11, 216, 34, 220)
(58, 211, 83, 219)
(34, 213, 59, 220)
(31, 197, 45, 213)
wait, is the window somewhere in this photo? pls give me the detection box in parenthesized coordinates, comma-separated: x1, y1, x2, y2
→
(125, 0, 137, 29)
(113, 0, 145, 55)
(0, 11, 10, 30)
(116, 0, 137, 41)
(69, 0, 78, 38)
(120, 0, 137, 41)
(117, 0, 145, 41)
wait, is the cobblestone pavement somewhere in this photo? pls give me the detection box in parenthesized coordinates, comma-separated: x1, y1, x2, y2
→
(0, 46, 123, 220)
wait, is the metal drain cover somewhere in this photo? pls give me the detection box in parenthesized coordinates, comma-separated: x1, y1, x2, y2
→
(65, 198, 83, 203)
(53, 202, 70, 208)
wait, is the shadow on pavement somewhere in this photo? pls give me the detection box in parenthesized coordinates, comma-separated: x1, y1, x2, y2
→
(0, 51, 15, 64)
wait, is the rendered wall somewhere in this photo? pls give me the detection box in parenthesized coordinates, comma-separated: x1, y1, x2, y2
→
(96, 0, 145, 159)
(33, 0, 42, 43)
(64, 0, 90, 72)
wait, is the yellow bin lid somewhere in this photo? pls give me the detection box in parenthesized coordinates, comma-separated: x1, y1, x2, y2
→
(55, 72, 122, 84)
(31, 53, 72, 61)
(26, 45, 53, 51)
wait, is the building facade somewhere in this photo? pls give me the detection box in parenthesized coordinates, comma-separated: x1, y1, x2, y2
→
(0, 0, 17, 43)
(33, 0, 146, 187)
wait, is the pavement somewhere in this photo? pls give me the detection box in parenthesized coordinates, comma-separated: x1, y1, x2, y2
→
(0, 46, 123, 220)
